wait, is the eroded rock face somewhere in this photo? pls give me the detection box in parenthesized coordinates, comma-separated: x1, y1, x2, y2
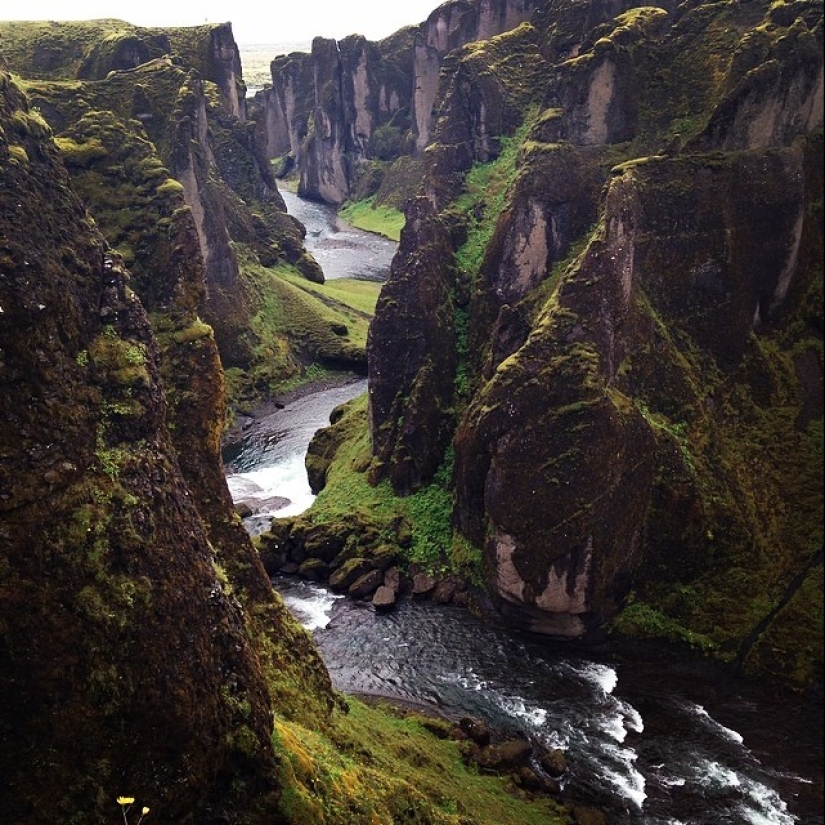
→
(0, 68, 295, 822)
(6, 27, 338, 717)
(3, 19, 325, 379)
(255, 0, 543, 204)
(0, 19, 247, 118)
(365, 0, 824, 681)
(367, 197, 458, 494)
(412, 0, 540, 152)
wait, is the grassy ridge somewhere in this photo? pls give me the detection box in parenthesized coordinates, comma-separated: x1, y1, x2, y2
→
(339, 196, 405, 241)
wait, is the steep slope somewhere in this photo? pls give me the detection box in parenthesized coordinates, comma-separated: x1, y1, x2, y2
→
(325, 0, 823, 688)
(0, 19, 373, 411)
(0, 66, 298, 823)
(253, 0, 544, 205)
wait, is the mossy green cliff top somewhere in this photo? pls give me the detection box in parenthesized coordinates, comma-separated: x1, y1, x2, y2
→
(1, 17, 374, 413)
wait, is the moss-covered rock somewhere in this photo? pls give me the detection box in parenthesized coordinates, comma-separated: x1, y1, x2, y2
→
(0, 67, 291, 823)
(2, 18, 340, 413)
(368, 196, 459, 494)
(317, 0, 824, 689)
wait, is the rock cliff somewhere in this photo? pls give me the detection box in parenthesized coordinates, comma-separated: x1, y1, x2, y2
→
(0, 64, 338, 822)
(252, 0, 544, 204)
(0, 19, 372, 410)
(2, 57, 576, 825)
(1, 13, 614, 825)
(361, 0, 823, 686)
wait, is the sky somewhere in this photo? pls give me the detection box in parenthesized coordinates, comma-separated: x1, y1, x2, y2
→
(0, 0, 444, 45)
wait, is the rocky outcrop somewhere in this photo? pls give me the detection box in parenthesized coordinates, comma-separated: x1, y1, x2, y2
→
(0, 19, 247, 117)
(362, 0, 824, 685)
(0, 66, 339, 822)
(23, 62, 256, 367)
(368, 197, 459, 493)
(2, 19, 358, 411)
(252, 0, 543, 204)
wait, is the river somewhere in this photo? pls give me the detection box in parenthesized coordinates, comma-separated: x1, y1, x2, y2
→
(279, 187, 397, 282)
(223, 189, 823, 825)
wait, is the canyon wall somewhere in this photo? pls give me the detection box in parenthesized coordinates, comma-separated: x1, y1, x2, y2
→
(253, 0, 544, 204)
(0, 64, 339, 822)
(363, 0, 823, 685)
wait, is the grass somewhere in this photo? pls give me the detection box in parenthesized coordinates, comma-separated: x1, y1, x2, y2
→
(226, 256, 381, 406)
(339, 196, 405, 241)
(452, 108, 538, 278)
(612, 598, 718, 653)
(279, 269, 383, 317)
(306, 398, 485, 583)
(272, 697, 572, 825)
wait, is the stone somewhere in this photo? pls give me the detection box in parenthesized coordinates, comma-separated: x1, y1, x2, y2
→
(297, 558, 330, 581)
(474, 739, 533, 772)
(540, 747, 567, 778)
(383, 566, 401, 592)
(370, 544, 399, 571)
(328, 557, 372, 591)
(432, 576, 460, 604)
(515, 767, 560, 794)
(458, 716, 490, 747)
(411, 572, 437, 599)
(572, 805, 607, 825)
(349, 569, 384, 599)
(372, 585, 398, 613)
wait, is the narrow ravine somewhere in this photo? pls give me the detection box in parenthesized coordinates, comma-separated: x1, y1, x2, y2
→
(223, 188, 823, 825)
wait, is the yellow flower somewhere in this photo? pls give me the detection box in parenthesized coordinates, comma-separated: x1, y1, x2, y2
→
(142, 808, 150, 815)
(117, 796, 135, 805)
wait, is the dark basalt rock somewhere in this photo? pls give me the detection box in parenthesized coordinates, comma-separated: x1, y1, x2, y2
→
(329, 557, 374, 591)
(367, 196, 459, 494)
(541, 748, 568, 778)
(0, 66, 339, 823)
(360, 0, 824, 687)
(372, 584, 399, 612)
(349, 568, 385, 599)
(254, 0, 543, 204)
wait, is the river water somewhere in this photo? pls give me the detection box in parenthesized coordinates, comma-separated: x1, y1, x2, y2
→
(279, 187, 397, 282)
(223, 190, 823, 825)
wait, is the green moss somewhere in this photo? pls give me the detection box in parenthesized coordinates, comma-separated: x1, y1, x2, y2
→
(6, 143, 28, 165)
(88, 326, 150, 388)
(162, 317, 214, 345)
(156, 177, 184, 196)
(54, 135, 108, 166)
(451, 111, 537, 278)
(10, 108, 51, 139)
(612, 598, 718, 653)
(307, 399, 484, 583)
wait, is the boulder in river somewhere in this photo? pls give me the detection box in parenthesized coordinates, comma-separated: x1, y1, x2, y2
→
(329, 557, 373, 591)
(372, 585, 398, 612)
(349, 569, 384, 599)
(412, 572, 437, 599)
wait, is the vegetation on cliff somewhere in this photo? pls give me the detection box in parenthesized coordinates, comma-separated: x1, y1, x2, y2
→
(303, 0, 824, 691)
(1, 18, 372, 416)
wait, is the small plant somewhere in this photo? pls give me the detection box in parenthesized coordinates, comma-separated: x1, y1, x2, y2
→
(117, 796, 150, 825)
